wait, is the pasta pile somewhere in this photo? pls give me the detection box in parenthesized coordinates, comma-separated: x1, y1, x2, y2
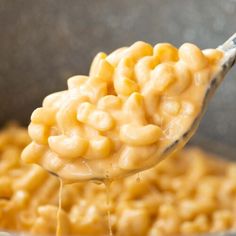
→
(22, 41, 223, 181)
(1, 124, 236, 235)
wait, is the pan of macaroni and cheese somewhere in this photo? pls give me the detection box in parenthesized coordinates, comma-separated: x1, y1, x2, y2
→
(0, 1, 236, 236)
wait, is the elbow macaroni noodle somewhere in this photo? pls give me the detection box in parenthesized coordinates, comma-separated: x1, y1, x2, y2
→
(1, 124, 236, 235)
(22, 41, 223, 181)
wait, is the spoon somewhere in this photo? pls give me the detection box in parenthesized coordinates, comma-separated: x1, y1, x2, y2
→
(22, 33, 236, 183)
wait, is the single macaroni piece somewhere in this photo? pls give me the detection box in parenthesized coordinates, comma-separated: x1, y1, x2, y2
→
(22, 41, 223, 181)
(1, 124, 236, 236)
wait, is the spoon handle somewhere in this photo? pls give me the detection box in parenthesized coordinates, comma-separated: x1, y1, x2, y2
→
(219, 33, 236, 52)
(217, 33, 236, 73)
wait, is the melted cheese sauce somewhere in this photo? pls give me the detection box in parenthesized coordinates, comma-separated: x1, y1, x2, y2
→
(104, 181, 113, 236)
(21, 42, 223, 182)
(56, 178, 63, 236)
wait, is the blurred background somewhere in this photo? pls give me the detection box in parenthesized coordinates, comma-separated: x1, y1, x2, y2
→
(0, 0, 235, 156)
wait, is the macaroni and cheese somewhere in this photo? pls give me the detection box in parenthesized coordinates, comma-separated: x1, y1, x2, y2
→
(21, 42, 223, 182)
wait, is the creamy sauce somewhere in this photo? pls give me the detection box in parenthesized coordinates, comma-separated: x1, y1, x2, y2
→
(136, 173, 141, 183)
(56, 178, 63, 236)
(104, 180, 113, 236)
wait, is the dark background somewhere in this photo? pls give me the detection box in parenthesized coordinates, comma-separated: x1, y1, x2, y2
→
(0, 0, 236, 152)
